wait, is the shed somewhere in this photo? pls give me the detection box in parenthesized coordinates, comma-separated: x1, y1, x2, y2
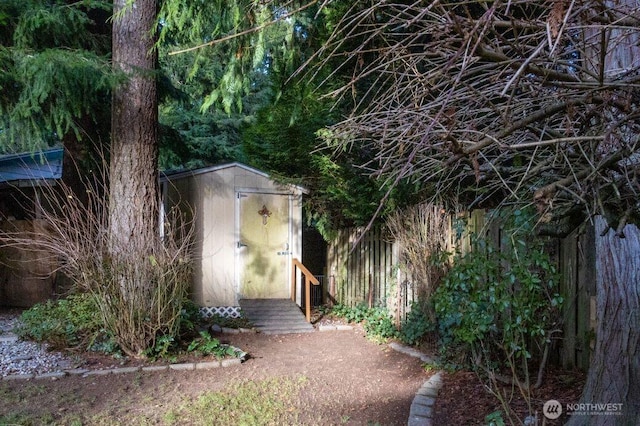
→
(0, 150, 307, 314)
(161, 163, 305, 318)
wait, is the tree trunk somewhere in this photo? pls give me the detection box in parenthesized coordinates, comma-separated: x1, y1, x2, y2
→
(107, 0, 160, 356)
(109, 0, 159, 255)
(566, 216, 640, 425)
(566, 1, 640, 423)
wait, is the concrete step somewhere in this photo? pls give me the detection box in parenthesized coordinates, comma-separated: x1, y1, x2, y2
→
(239, 298, 314, 334)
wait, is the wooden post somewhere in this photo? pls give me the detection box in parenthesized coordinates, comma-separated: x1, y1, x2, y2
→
(576, 223, 596, 369)
(560, 231, 578, 369)
(291, 260, 296, 303)
(329, 274, 336, 307)
(305, 278, 311, 322)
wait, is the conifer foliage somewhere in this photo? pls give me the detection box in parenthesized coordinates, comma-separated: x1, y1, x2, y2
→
(0, 0, 113, 151)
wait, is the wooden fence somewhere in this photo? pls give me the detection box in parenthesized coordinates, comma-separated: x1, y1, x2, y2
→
(559, 226, 596, 370)
(326, 210, 597, 369)
(326, 225, 442, 327)
(326, 227, 396, 310)
(0, 220, 60, 307)
(325, 210, 483, 326)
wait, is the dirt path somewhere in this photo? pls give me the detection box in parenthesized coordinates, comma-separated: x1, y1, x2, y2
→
(0, 327, 432, 425)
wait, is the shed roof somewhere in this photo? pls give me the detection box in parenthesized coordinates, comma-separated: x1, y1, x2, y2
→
(160, 162, 270, 181)
(0, 148, 63, 187)
(160, 162, 308, 194)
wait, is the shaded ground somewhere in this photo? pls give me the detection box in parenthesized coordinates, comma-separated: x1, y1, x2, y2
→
(0, 326, 431, 425)
(433, 368, 586, 425)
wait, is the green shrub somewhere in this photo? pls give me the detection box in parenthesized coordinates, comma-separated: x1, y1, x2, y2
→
(187, 331, 238, 358)
(144, 334, 178, 361)
(16, 293, 114, 352)
(400, 302, 435, 346)
(485, 410, 506, 426)
(16, 293, 244, 362)
(362, 306, 399, 340)
(432, 207, 564, 423)
(331, 303, 370, 323)
(432, 207, 563, 372)
(179, 299, 204, 333)
(331, 303, 399, 341)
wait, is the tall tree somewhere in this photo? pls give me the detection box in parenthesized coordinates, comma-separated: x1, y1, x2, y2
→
(241, 1, 420, 236)
(311, 1, 640, 423)
(156, 0, 322, 172)
(109, 0, 159, 254)
(0, 0, 112, 211)
(157, 36, 269, 170)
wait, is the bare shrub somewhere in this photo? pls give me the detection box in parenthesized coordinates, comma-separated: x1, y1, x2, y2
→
(308, 1, 640, 234)
(0, 153, 194, 357)
(385, 202, 452, 317)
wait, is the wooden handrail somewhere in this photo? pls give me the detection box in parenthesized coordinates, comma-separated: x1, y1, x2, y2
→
(291, 258, 320, 322)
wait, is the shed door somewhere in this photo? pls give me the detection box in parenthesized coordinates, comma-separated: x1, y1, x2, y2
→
(238, 192, 291, 299)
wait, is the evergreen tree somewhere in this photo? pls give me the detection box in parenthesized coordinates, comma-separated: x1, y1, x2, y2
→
(240, 1, 423, 237)
(109, 0, 159, 254)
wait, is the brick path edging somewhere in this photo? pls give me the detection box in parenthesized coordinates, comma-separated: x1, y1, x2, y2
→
(1, 357, 243, 381)
(1, 338, 246, 383)
(317, 324, 354, 331)
(388, 342, 443, 426)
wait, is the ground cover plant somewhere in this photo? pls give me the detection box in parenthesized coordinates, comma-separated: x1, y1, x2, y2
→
(15, 293, 112, 353)
(15, 294, 244, 364)
(330, 303, 399, 342)
(328, 302, 437, 349)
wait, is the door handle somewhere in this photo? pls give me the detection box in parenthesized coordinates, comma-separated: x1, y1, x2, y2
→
(237, 241, 247, 248)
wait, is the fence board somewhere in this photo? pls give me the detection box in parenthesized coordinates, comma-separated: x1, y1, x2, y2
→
(561, 232, 578, 369)
(576, 225, 596, 369)
(326, 227, 397, 311)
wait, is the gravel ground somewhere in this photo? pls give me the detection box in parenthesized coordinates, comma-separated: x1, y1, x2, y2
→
(0, 311, 75, 377)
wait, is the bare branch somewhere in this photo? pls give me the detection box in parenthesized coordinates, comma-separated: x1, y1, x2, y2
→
(310, 0, 640, 227)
